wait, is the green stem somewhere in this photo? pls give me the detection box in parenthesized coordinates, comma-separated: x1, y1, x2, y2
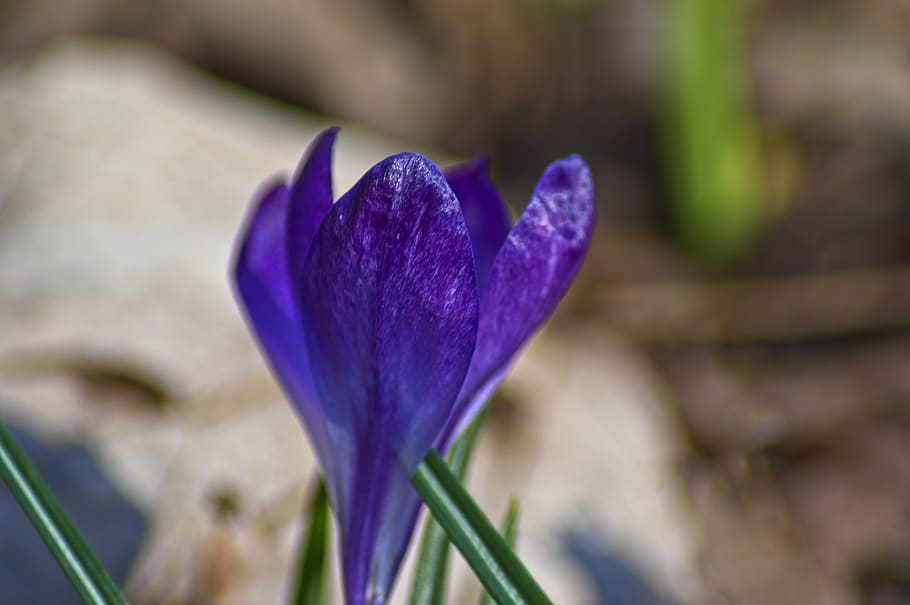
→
(479, 498, 521, 605)
(0, 420, 127, 605)
(411, 449, 553, 605)
(409, 412, 486, 605)
(290, 477, 331, 605)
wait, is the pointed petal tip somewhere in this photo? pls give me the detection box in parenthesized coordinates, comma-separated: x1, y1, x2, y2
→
(291, 126, 341, 188)
(314, 124, 341, 149)
(443, 154, 511, 290)
(546, 153, 594, 195)
(550, 153, 592, 183)
(446, 154, 490, 178)
(387, 151, 443, 175)
(314, 124, 342, 146)
(471, 154, 490, 174)
(537, 153, 595, 246)
(287, 127, 342, 292)
(233, 179, 290, 282)
(231, 178, 299, 335)
(363, 152, 459, 208)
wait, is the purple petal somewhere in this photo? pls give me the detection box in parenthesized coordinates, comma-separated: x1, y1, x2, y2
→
(444, 157, 512, 291)
(235, 182, 294, 317)
(299, 153, 479, 604)
(232, 180, 339, 503)
(287, 127, 338, 291)
(438, 154, 595, 449)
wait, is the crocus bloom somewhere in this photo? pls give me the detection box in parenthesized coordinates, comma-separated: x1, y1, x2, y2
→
(233, 127, 594, 605)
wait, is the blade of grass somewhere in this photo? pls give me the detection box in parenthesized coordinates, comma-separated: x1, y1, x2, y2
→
(289, 477, 331, 605)
(411, 449, 552, 605)
(408, 412, 486, 605)
(0, 419, 127, 605)
(480, 498, 521, 605)
(664, 0, 764, 260)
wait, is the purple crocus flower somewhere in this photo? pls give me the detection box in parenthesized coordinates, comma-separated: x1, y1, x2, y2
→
(232, 127, 594, 605)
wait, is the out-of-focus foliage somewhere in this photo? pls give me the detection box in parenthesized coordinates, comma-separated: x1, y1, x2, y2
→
(290, 479, 330, 605)
(664, 0, 765, 261)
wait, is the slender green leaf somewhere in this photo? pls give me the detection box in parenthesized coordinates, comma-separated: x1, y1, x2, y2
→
(664, 0, 765, 260)
(411, 449, 553, 605)
(0, 419, 127, 605)
(480, 498, 521, 605)
(409, 413, 486, 605)
(289, 477, 331, 605)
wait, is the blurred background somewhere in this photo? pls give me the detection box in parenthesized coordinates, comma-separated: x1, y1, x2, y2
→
(2, 0, 910, 603)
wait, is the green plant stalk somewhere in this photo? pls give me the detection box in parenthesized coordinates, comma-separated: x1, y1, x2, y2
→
(408, 501, 451, 605)
(409, 413, 486, 605)
(0, 419, 127, 605)
(665, 0, 764, 260)
(480, 498, 521, 605)
(411, 450, 552, 605)
(290, 477, 331, 605)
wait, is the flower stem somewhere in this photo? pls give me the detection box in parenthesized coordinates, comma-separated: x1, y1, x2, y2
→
(411, 449, 553, 605)
(0, 419, 127, 605)
(289, 477, 331, 605)
(479, 498, 521, 605)
(409, 412, 485, 605)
